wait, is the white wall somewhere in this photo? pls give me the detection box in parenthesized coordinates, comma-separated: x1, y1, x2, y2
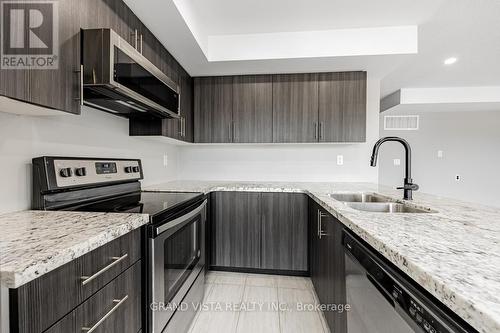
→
(177, 77, 380, 182)
(0, 106, 179, 214)
(378, 109, 500, 207)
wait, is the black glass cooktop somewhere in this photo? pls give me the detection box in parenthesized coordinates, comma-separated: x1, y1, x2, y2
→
(66, 191, 203, 219)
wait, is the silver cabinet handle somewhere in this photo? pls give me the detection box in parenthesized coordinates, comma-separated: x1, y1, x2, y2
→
(318, 210, 328, 239)
(179, 117, 184, 137)
(81, 295, 128, 332)
(183, 117, 186, 137)
(319, 122, 324, 140)
(133, 29, 138, 50)
(317, 209, 320, 237)
(314, 122, 318, 140)
(74, 65, 84, 106)
(81, 253, 128, 286)
(80, 64, 84, 106)
(232, 121, 235, 142)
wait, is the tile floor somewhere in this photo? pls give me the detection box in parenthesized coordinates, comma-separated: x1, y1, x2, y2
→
(188, 271, 330, 333)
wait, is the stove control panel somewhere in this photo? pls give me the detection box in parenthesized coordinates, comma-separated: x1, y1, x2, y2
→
(32, 157, 143, 191)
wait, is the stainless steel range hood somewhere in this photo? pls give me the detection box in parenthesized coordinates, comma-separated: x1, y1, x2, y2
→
(81, 28, 180, 119)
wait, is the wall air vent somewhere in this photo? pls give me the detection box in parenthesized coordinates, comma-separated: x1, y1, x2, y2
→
(383, 115, 419, 130)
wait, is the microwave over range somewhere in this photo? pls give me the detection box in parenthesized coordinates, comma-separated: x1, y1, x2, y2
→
(81, 28, 180, 119)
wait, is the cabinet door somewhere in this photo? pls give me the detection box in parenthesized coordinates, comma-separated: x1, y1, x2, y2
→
(74, 262, 142, 333)
(318, 72, 366, 142)
(309, 200, 321, 291)
(28, 0, 82, 114)
(212, 192, 261, 269)
(0, 2, 30, 103)
(330, 215, 347, 333)
(194, 76, 233, 143)
(232, 75, 273, 143)
(261, 193, 308, 271)
(309, 201, 347, 333)
(320, 212, 337, 330)
(179, 68, 194, 142)
(272, 73, 319, 143)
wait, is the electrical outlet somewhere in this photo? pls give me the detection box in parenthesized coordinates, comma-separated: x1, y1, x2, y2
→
(393, 159, 401, 166)
(437, 150, 444, 158)
(337, 155, 344, 165)
(163, 153, 168, 167)
(455, 174, 461, 182)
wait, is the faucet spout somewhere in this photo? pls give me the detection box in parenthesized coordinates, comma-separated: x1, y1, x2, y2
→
(370, 136, 418, 200)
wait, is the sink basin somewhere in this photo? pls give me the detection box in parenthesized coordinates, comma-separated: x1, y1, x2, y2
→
(330, 192, 393, 203)
(345, 202, 435, 214)
(330, 192, 436, 214)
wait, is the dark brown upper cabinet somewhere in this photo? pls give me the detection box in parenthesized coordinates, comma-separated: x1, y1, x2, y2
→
(1, 0, 190, 121)
(272, 73, 319, 143)
(318, 72, 366, 142)
(193, 72, 366, 144)
(194, 76, 233, 143)
(1, 0, 83, 115)
(232, 75, 273, 143)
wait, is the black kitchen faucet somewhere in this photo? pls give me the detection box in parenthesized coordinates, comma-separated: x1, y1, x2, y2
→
(370, 136, 419, 200)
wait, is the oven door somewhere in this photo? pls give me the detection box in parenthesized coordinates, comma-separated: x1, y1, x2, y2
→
(149, 199, 206, 333)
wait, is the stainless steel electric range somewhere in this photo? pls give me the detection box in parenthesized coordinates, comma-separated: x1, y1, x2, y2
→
(32, 156, 206, 333)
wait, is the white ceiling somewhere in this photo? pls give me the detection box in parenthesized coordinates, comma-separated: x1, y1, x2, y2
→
(124, 0, 500, 98)
(187, 0, 441, 35)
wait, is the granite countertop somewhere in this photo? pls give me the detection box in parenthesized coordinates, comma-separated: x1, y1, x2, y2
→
(0, 210, 149, 289)
(144, 180, 500, 333)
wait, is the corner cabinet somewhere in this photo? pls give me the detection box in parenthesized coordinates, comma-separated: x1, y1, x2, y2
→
(309, 199, 347, 333)
(193, 71, 367, 144)
(210, 191, 308, 274)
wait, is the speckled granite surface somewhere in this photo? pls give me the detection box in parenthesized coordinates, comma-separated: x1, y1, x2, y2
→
(0, 210, 149, 289)
(144, 180, 500, 333)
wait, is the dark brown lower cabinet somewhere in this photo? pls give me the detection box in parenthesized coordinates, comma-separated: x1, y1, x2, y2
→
(9, 229, 142, 333)
(45, 261, 142, 333)
(309, 199, 347, 333)
(211, 192, 308, 273)
(211, 191, 262, 269)
(261, 193, 308, 271)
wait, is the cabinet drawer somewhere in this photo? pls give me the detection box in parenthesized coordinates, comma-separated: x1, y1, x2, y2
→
(45, 260, 142, 333)
(80, 229, 142, 298)
(10, 229, 142, 333)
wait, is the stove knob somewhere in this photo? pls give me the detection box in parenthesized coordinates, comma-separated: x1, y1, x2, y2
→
(75, 167, 87, 177)
(59, 168, 73, 178)
(132, 166, 140, 173)
(124, 166, 133, 173)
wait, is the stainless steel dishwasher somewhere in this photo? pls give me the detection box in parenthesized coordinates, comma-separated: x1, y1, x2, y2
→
(342, 231, 477, 333)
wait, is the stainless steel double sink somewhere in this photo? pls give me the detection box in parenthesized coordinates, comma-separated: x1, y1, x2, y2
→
(330, 193, 436, 214)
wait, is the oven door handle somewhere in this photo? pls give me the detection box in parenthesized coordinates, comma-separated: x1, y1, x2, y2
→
(155, 199, 207, 236)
